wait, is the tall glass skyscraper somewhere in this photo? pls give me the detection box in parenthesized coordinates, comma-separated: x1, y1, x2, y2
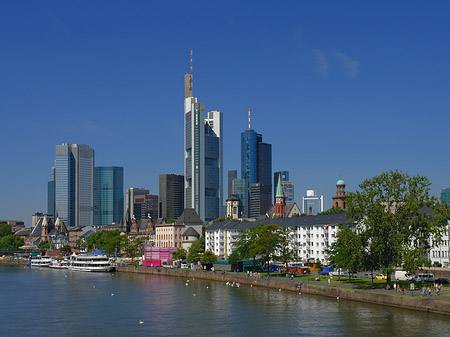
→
(274, 171, 294, 205)
(55, 143, 94, 226)
(94, 166, 124, 227)
(184, 53, 223, 222)
(232, 178, 249, 218)
(241, 126, 272, 218)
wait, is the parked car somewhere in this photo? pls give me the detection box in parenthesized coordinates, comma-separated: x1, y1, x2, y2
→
(361, 273, 373, 279)
(180, 262, 188, 269)
(375, 274, 387, 280)
(436, 277, 450, 284)
(394, 271, 411, 281)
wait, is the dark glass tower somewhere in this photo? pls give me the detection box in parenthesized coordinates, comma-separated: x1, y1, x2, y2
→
(241, 128, 272, 218)
(94, 166, 124, 227)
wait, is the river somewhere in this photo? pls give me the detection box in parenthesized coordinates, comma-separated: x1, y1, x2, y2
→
(1, 266, 449, 336)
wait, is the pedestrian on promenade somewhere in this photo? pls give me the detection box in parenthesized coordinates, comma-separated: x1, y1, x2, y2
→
(328, 278, 331, 286)
(393, 283, 397, 292)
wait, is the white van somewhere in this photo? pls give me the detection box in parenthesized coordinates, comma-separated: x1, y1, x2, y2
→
(394, 271, 411, 281)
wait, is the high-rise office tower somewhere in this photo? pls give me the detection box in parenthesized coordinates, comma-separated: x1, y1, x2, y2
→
(47, 166, 56, 221)
(94, 166, 124, 227)
(227, 170, 237, 198)
(184, 50, 223, 222)
(241, 109, 272, 218)
(159, 174, 184, 220)
(125, 188, 149, 219)
(274, 171, 294, 205)
(133, 194, 158, 220)
(54, 143, 94, 226)
(441, 188, 450, 205)
(232, 178, 249, 218)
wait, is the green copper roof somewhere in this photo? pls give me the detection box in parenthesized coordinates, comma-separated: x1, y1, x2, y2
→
(276, 174, 284, 197)
(336, 179, 345, 185)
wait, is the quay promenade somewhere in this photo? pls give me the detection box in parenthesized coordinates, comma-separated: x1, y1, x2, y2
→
(117, 266, 450, 316)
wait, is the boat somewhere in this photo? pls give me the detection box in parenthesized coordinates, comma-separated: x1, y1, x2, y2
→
(29, 255, 52, 267)
(49, 259, 69, 269)
(69, 252, 115, 272)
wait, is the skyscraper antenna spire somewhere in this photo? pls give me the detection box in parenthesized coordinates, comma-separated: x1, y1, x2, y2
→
(248, 107, 251, 130)
(189, 49, 193, 93)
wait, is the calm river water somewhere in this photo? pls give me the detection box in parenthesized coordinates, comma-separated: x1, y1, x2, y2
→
(1, 266, 449, 336)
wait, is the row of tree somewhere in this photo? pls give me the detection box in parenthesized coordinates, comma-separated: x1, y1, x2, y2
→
(327, 171, 449, 286)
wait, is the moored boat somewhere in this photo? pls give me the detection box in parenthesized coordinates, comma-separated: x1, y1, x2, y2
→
(29, 255, 52, 267)
(69, 251, 115, 272)
(49, 259, 69, 269)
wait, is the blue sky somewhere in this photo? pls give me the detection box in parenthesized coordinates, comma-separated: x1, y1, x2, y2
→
(1, 1, 450, 225)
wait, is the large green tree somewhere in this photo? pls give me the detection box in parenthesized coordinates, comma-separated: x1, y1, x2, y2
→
(172, 248, 187, 261)
(232, 223, 265, 271)
(258, 224, 283, 275)
(327, 225, 363, 281)
(201, 250, 217, 264)
(0, 234, 24, 248)
(122, 236, 147, 263)
(345, 170, 449, 286)
(276, 226, 298, 270)
(187, 236, 205, 262)
(0, 224, 12, 237)
(83, 230, 123, 254)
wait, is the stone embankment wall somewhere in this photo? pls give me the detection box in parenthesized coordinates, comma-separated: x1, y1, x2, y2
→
(0, 259, 27, 266)
(117, 266, 450, 316)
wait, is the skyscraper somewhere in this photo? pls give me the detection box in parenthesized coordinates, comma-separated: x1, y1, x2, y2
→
(232, 178, 249, 218)
(55, 143, 94, 226)
(47, 166, 55, 220)
(125, 188, 149, 219)
(133, 194, 158, 220)
(184, 51, 223, 222)
(94, 166, 124, 227)
(227, 170, 237, 198)
(274, 171, 294, 205)
(241, 113, 272, 218)
(159, 174, 184, 220)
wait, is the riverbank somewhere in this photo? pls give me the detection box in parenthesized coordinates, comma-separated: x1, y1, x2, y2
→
(0, 258, 27, 266)
(117, 266, 450, 316)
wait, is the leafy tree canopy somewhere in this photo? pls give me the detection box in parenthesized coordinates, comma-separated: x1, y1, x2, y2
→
(201, 250, 217, 264)
(0, 234, 24, 248)
(318, 206, 345, 215)
(344, 170, 450, 285)
(83, 230, 123, 254)
(0, 224, 12, 237)
(187, 236, 205, 262)
(172, 248, 187, 261)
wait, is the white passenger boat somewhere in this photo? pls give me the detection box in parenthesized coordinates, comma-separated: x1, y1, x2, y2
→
(69, 253, 115, 272)
(29, 255, 52, 267)
(49, 259, 69, 269)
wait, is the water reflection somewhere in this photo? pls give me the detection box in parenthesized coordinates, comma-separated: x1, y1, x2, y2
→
(0, 267, 449, 337)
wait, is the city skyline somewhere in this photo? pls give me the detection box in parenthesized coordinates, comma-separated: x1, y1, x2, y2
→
(1, 2, 450, 225)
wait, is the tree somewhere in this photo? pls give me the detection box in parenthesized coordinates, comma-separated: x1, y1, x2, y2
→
(187, 236, 205, 262)
(122, 236, 147, 263)
(232, 223, 265, 271)
(276, 226, 298, 270)
(345, 170, 450, 286)
(60, 245, 72, 254)
(0, 224, 12, 237)
(38, 240, 50, 250)
(201, 250, 217, 264)
(227, 250, 241, 265)
(257, 224, 283, 275)
(327, 225, 363, 281)
(318, 206, 345, 215)
(0, 234, 24, 248)
(172, 248, 187, 261)
(83, 230, 123, 254)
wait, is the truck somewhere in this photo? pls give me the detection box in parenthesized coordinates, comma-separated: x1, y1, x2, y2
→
(319, 266, 334, 275)
(394, 270, 411, 281)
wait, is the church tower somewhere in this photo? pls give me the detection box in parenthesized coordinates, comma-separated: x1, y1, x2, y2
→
(274, 174, 286, 218)
(332, 176, 346, 209)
